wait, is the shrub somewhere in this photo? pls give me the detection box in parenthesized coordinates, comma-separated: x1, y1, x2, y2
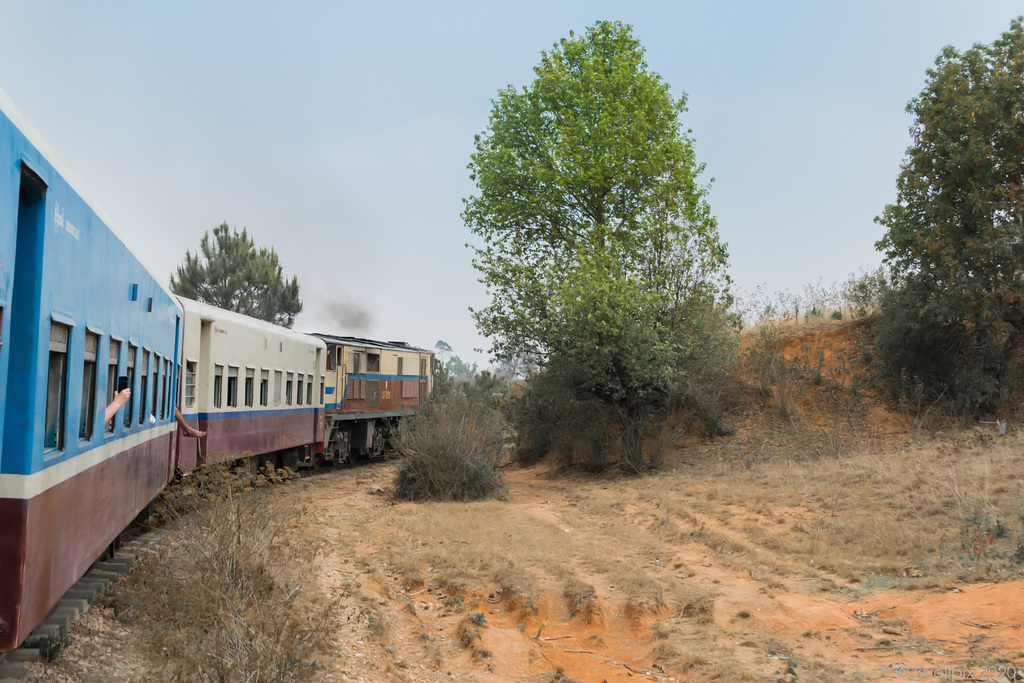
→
(873, 282, 1015, 414)
(841, 267, 889, 318)
(507, 305, 739, 472)
(394, 394, 508, 501)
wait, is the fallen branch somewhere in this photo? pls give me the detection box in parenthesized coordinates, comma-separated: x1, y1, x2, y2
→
(960, 618, 995, 629)
(959, 610, 996, 629)
(853, 644, 917, 652)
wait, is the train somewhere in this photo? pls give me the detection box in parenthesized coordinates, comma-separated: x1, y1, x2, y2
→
(0, 87, 434, 652)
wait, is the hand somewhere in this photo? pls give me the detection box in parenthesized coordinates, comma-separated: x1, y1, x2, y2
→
(104, 388, 132, 423)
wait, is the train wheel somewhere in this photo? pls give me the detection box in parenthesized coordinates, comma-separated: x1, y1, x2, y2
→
(370, 424, 386, 459)
(331, 438, 350, 465)
(283, 450, 299, 472)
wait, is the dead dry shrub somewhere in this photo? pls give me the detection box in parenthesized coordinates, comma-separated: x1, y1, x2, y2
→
(493, 561, 539, 616)
(114, 465, 333, 682)
(562, 579, 603, 625)
(394, 394, 508, 501)
(620, 569, 667, 619)
(679, 596, 715, 625)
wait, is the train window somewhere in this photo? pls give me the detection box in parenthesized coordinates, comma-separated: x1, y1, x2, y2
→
(274, 370, 282, 406)
(397, 357, 404, 375)
(260, 369, 269, 407)
(185, 362, 196, 408)
(79, 332, 99, 440)
(124, 345, 137, 428)
(107, 340, 120, 432)
(151, 354, 160, 420)
(320, 376, 325, 405)
(213, 365, 223, 408)
(161, 359, 169, 419)
(44, 322, 70, 451)
(336, 347, 344, 369)
(296, 374, 304, 406)
(307, 380, 313, 406)
(326, 346, 336, 371)
(368, 353, 380, 373)
(139, 351, 150, 425)
(245, 368, 254, 407)
(227, 366, 238, 408)
(351, 352, 361, 374)
(420, 358, 427, 377)
(285, 372, 293, 406)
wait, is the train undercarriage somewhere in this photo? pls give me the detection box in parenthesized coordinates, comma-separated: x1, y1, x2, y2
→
(296, 416, 398, 469)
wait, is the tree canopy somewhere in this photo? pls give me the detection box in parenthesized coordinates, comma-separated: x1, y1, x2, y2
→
(876, 16, 1024, 321)
(465, 20, 729, 358)
(463, 20, 732, 469)
(873, 17, 1024, 411)
(170, 223, 303, 328)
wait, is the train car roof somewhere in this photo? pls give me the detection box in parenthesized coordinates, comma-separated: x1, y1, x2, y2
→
(177, 296, 327, 347)
(312, 332, 433, 355)
(0, 86, 172, 298)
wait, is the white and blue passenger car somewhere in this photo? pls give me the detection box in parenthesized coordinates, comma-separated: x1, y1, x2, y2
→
(0, 88, 183, 651)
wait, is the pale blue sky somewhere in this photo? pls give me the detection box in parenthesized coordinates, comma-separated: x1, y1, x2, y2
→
(1, 2, 1020, 366)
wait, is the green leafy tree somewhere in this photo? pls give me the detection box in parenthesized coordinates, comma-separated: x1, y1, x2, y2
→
(171, 223, 302, 328)
(460, 370, 510, 405)
(464, 20, 731, 470)
(432, 340, 478, 384)
(874, 17, 1024, 411)
(446, 356, 479, 379)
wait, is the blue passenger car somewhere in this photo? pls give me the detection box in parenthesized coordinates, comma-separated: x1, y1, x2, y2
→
(0, 88, 182, 651)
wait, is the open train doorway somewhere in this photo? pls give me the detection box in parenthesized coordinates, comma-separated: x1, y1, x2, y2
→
(2, 163, 48, 467)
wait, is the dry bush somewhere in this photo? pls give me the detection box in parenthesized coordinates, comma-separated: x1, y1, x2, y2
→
(394, 394, 508, 501)
(113, 465, 334, 682)
(733, 271, 887, 327)
(493, 561, 539, 616)
(562, 579, 603, 625)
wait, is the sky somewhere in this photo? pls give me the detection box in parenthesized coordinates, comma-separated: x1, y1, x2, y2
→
(1, 1, 1021, 368)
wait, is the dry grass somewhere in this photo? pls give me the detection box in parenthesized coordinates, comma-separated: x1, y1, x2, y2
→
(642, 431, 1024, 585)
(110, 464, 335, 682)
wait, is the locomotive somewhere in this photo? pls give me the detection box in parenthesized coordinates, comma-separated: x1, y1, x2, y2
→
(0, 88, 433, 652)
